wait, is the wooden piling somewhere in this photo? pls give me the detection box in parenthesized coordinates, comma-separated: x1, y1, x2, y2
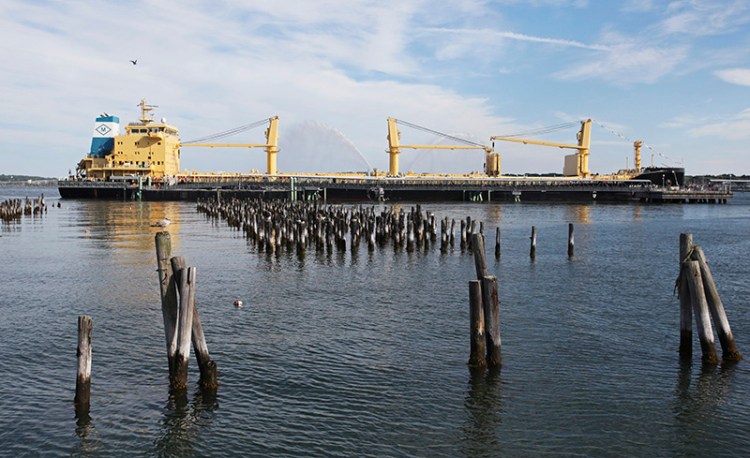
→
(172, 266, 197, 390)
(494, 227, 500, 259)
(171, 257, 219, 388)
(678, 233, 693, 360)
(691, 246, 743, 362)
(530, 226, 537, 259)
(74, 315, 93, 411)
(471, 233, 488, 280)
(468, 280, 486, 369)
(684, 260, 719, 365)
(460, 219, 467, 249)
(481, 275, 501, 368)
(567, 223, 574, 257)
(155, 232, 178, 377)
(440, 218, 448, 253)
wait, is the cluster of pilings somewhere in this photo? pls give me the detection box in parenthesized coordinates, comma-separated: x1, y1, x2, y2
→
(678, 233, 743, 365)
(1, 195, 48, 222)
(156, 232, 218, 391)
(197, 197, 487, 255)
(0, 199, 23, 221)
(468, 233, 501, 371)
(74, 233, 220, 418)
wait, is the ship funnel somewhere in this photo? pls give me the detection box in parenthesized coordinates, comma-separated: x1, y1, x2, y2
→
(90, 115, 120, 158)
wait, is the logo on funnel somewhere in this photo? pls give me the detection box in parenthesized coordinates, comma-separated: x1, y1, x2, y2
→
(96, 124, 112, 136)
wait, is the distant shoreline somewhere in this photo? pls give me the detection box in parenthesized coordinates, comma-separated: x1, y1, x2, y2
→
(0, 180, 57, 186)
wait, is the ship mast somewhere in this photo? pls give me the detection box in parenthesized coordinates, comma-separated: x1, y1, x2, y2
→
(139, 99, 156, 124)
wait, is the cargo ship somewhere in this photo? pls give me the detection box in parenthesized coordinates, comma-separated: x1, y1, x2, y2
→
(58, 101, 728, 203)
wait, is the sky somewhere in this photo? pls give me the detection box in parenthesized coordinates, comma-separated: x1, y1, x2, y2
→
(2, 0, 749, 178)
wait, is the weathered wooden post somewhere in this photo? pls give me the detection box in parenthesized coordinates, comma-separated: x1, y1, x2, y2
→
(471, 233, 488, 280)
(440, 218, 448, 253)
(74, 315, 93, 412)
(470, 233, 501, 368)
(530, 226, 537, 259)
(494, 227, 500, 259)
(567, 223, 574, 257)
(460, 219, 467, 250)
(155, 232, 178, 378)
(482, 275, 501, 368)
(690, 246, 743, 362)
(468, 280, 486, 369)
(171, 257, 219, 389)
(406, 220, 415, 253)
(684, 260, 719, 365)
(678, 233, 693, 360)
(172, 265, 196, 390)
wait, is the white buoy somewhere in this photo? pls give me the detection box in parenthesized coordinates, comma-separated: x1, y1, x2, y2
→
(233, 299, 243, 308)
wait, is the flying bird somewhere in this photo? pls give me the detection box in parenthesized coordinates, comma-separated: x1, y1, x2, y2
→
(150, 217, 171, 228)
(130, 59, 137, 65)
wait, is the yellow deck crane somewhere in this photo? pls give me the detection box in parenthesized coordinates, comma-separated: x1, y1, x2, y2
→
(490, 119, 592, 178)
(180, 116, 280, 174)
(387, 118, 492, 176)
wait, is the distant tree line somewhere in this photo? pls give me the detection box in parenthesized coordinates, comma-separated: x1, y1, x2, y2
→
(0, 174, 55, 183)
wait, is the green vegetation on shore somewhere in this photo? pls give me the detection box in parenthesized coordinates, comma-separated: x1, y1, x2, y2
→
(0, 174, 56, 183)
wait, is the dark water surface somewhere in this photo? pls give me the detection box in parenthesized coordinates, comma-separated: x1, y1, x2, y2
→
(1, 186, 749, 457)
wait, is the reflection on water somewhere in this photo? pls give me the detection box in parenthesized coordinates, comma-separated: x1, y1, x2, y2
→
(674, 361, 739, 419)
(75, 201, 186, 258)
(482, 204, 504, 226)
(673, 360, 742, 453)
(632, 205, 642, 221)
(153, 388, 218, 456)
(462, 369, 502, 455)
(564, 204, 590, 224)
(73, 412, 99, 457)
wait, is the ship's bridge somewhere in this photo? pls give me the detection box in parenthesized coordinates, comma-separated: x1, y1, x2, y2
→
(125, 122, 179, 137)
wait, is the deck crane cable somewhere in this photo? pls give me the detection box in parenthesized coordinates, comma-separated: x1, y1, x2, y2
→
(494, 121, 580, 138)
(395, 119, 488, 148)
(181, 118, 273, 144)
(592, 119, 680, 167)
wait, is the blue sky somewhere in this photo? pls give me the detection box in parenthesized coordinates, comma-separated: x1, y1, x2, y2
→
(2, 0, 749, 177)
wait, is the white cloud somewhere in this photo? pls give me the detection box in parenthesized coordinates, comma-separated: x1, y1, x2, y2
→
(421, 27, 609, 52)
(715, 68, 750, 86)
(621, 0, 657, 12)
(554, 32, 688, 84)
(689, 120, 750, 140)
(673, 109, 750, 140)
(662, 0, 750, 36)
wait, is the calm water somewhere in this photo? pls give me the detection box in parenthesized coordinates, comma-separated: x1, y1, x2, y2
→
(1, 186, 749, 457)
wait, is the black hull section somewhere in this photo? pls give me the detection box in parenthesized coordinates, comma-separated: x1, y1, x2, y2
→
(58, 183, 288, 202)
(58, 184, 127, 200)
(59, 179, 731, 204)
(633, 167, 685, 187)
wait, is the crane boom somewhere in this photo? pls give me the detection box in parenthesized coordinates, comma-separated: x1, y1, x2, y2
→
(180, 116, 280, 174)
(488, 137, 587, 150)
(181, 143, 270, 148)
(490, 119, 592, 178)
(387, 118, 491, 176)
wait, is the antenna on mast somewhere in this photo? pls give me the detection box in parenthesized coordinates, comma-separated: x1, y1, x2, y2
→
(138, 99, 159, 123)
